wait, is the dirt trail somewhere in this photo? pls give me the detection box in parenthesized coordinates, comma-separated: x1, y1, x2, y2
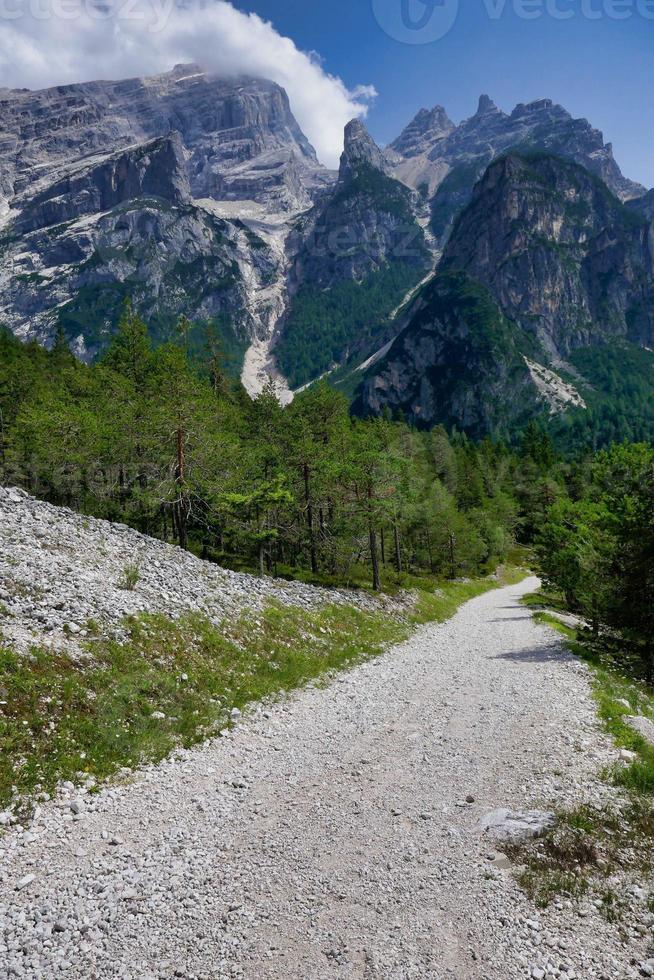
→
(0, 578, 639, 979)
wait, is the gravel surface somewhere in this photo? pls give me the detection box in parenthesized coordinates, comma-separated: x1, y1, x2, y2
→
(1, 577, 651, 979)
(0, 487, 403, 657)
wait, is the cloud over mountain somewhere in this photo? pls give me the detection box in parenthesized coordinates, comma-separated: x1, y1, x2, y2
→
(0, 0, 376, 168)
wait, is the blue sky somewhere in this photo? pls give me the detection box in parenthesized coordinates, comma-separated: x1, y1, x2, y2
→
(238, 0, 654, 189)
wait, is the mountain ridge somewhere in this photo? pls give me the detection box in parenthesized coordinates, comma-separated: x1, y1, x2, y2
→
(0, 67, 652, 441)
(354, 150, 654, 440)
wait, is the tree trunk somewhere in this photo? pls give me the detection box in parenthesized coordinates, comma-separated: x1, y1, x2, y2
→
(448, 532, 456, 580)
(367, 486, 381, 591)
(380, 527, 386, 565)
(176, 426, 185, 482)
(175, 500, 189, 551)
(175, 426, 189, 550)
(426, 529, 434, 573)
(369, 526, 381, 591)
(394, 523, 402, 575)
(258, 542, 266, 578)
(303, 462, 318, 574)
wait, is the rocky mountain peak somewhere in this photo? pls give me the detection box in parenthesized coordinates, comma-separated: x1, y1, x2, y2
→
(389, 105, 455, 158)
(0, 67, 323, 213)
(169, 62, 204, 77)
(510, 98, 554, 119)
(442, 151, 654, 354)
(475, 94, 499, 117)
(339, 119, 390, 179)
(389, 91, 645, 249)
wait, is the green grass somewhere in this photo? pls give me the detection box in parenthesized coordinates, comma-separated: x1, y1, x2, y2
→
(509, 798, 654, 912)
(526, 589, 654, 795)
(0, 565, 528, 815)
(512, 589, 654, 909)
(521, 587, 568, 614)
(531, 602, 654, 796)
(0, 602, 407, 813)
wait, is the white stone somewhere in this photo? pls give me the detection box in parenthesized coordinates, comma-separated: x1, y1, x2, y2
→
(479, 808, 556, 841)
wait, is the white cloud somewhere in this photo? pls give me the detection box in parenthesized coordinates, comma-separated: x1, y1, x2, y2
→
(0, 0, 376, 167)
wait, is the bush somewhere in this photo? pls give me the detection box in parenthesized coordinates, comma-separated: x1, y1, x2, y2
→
(118, 564, 141, 591)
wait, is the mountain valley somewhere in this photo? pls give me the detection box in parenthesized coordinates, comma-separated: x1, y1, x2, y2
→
(1, 65, 653, 442)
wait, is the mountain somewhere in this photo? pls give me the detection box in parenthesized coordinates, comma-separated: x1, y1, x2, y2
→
(0, 65, 332, 371)
(628, 188, 654, 223)
(0, 65, 323, 212)
(274, 119, 433, 388)
(388, 95, 645, 246)
(1, 71, 652, 442)
(275, 95, 652, 401)
(356, 152, 654, 440)
(442, 152, 654, 355)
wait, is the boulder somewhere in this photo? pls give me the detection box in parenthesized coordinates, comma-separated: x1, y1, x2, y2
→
(478, 808, 556, 841)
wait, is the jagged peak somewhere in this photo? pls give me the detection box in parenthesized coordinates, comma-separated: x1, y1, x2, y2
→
(510, 97, 559, 119)
(340, 119, 390, 179)
(389, 104, 454, 157)
(475, 94, 498, 116)
(413, 105, 454, 131)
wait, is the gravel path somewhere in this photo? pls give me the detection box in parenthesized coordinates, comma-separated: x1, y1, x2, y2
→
(0, 578, 646, 980)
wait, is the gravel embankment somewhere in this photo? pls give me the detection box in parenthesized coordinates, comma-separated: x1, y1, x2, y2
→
(1, 578, 650, 980)
(0, 486, 403, 656)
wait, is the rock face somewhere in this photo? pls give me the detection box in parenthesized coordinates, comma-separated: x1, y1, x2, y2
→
(355, 272, 544, 437)
(292, 119, 429, 287)
(628, 188, 654, 223)
(389, 105, 455, 160)
(0, 66, 332, 367)
(0, 65, 322, 214)
(0, 187, 282, 360)
(13, 133, 190, 234)
(356, 153, 654, 435)
(442, 153, 654, 357)
(275, 120, 432, 388)
(339, 119, 392, 179)
(389, 95, 645, 243)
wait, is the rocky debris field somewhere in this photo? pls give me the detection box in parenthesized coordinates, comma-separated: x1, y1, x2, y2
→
(1, 577, 651, 980)
(0, 487, 402, 656)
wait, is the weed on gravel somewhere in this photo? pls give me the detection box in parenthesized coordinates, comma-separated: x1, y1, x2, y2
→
(507, 800, 654, 916)
(529, 608, 654, 797)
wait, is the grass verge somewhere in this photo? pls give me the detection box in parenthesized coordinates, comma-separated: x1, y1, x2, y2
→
(529, 606, 654, 796)
(0, 564, 528, 817)
(514, 591, 654, 914)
